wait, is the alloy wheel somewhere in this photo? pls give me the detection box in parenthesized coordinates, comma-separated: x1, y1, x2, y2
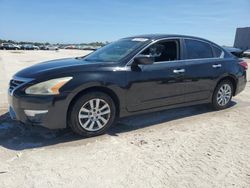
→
(216, 83, 232, 106)
(78, 98, 111, 131)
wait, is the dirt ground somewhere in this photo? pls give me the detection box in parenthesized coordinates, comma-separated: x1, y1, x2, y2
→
(0, 50, 250, 188)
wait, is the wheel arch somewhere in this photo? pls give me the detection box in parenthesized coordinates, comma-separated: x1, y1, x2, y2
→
(215, 75, 237, 96)
(67, 86, 121, 124)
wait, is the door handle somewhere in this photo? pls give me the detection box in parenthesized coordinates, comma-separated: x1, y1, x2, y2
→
(212, 64, 222, 68)
(173, 69, 185, 73)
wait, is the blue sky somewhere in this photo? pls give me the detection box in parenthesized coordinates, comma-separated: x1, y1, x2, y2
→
(0, 0, 249, 45)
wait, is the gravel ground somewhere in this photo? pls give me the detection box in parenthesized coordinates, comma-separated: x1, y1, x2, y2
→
(0, 50, 250, 188)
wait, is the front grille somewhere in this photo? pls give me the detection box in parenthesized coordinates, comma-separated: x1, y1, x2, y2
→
(9, 79, 25, 94)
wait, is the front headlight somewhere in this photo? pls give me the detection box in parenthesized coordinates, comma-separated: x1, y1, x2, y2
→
(25, 77, 72, 95)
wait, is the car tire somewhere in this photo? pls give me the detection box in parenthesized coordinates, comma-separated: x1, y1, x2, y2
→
(212, 80, 234, 110)
(68, 92, 116, 137)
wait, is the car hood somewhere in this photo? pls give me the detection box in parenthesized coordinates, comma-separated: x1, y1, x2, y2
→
(14, 58, 107, 78)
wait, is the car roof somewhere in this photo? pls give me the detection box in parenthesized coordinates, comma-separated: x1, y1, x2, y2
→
(124, 34, 213, 43)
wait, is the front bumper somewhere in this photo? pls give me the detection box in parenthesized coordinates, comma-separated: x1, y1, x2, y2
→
(8, 90, 70, 129)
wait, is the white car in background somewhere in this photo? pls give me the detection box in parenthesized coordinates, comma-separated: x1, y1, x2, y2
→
(46, 45, 59, 50)
(0, 43, 20, 50)
(21, 44, 39, 50)
(243, 49, 250, 58)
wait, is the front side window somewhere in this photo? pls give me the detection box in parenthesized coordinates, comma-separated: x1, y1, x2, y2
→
(140, 40, 179, 62)
(84, 38, 148, 62)
(185, 39, 213, 59)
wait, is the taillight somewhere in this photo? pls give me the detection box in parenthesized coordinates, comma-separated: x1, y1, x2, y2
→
(239, 61, 248, 70)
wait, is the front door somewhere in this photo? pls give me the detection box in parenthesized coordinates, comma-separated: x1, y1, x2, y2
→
(125, 39, 187, 112)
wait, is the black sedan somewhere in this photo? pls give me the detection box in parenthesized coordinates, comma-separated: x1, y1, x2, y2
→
(8, 34, 247, 137)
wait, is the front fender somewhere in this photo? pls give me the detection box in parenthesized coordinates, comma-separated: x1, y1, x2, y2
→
(62, 71, 127, 117)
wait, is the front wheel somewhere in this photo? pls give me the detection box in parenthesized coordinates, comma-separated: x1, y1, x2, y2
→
(212, 80, 233, 110)
(68, 92, 116, 137)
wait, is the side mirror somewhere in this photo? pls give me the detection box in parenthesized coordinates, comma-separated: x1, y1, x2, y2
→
(132, 55, 153, 66)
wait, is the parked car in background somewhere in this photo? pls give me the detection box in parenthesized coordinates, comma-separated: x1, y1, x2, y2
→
(223, 46, 243, 58)
(64, 45, 77, 49)
(80, 45, 101, 51)
(243, 49, 250, 58)
(39, 45, 48, 50)
(47, 45, 59, 50)
(8, 34, 247, 137)
(39, 45, 59, 50)
(0, 43, 20, 50)
(21, 44, 40, 50)
(92, 46, 102, 50)
(76, 45, 86, 50)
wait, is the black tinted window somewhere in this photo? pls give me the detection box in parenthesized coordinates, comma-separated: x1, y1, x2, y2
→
(140, 40, 179, 62)
(212, 46, 223, 57)
(185, 39, 213, 59)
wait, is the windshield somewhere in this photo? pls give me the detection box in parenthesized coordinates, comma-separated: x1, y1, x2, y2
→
(84, 38, 148, 62)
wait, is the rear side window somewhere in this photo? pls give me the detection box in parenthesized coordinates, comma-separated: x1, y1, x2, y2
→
(212, 45, 224, 58)
(185, 39, 213, 59)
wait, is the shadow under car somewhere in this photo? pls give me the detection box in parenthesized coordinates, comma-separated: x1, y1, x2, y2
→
(0, 102, 236, 151)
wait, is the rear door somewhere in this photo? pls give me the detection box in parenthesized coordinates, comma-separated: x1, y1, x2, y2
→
(182, 39, 226, 102)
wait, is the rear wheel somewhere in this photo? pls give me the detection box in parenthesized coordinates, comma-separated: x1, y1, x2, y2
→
(68, 92, 116, 137)
(212, 80, 233, 110)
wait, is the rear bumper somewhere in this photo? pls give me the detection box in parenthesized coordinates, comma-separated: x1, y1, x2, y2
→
(235, 71, 247, 95)
(8, 91, 70, 129)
